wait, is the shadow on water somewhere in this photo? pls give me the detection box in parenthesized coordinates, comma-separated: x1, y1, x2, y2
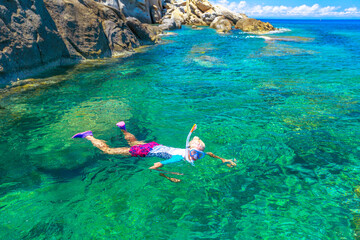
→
(36, 165, 91, 183)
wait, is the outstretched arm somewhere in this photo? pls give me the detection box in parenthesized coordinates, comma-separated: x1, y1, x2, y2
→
(206, 152, 237, 167)
(149, 162, 163, 170)
(149, 162, 182, 182)
(149, 162, 183, 176)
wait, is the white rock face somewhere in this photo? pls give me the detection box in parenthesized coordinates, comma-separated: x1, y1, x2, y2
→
(95, 0, 251, 30)
(95, 0, 122, 9)
(212, 4, 244, 24)
(95, 0, 164, 24)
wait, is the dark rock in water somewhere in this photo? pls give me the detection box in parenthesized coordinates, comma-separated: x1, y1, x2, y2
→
(0, 0, 273, 81)
(43, 0, 140, 59)
(235, 18, 276, 33)
(126, 17, 162, 43)
(0, 0, 162, 81)
(0, 0, 67, 77)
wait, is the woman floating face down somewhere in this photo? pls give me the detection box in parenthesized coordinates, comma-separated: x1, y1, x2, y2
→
(72, 122, 237, 183)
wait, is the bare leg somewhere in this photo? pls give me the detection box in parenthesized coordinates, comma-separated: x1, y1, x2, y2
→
(116, 121, 145, 146)
(159, 173, 181, 183)
(85, 136, 131, 156)
(121, 129, 145, 147)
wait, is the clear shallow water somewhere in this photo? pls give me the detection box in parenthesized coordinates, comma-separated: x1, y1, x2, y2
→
(0, 19, 360, 239)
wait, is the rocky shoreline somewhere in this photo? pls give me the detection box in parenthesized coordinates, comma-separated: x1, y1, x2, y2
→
(0, 0, 276, 82)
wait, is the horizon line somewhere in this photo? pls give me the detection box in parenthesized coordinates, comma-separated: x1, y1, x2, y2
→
(252, 17, 360, 20)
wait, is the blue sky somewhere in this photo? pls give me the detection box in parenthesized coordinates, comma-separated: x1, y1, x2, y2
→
(210, 0, 360, 18)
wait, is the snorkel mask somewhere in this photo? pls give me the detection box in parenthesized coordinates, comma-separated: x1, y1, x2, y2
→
(189, 149, 206, 160)
(185, 124, 205, 166)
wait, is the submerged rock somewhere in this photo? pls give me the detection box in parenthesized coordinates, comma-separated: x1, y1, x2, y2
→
(259, 36, 314, 42)
(191, 25, 202, 30)
(250, 42, 316, 58)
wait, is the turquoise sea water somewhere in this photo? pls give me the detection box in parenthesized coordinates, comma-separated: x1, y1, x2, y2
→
(0, 19, 360, 239)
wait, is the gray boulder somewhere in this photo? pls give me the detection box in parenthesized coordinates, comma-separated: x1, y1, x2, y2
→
(210, 16, 232, 33)
(44, 0, 140, 59)
(185, 14, 206, 26)
(201, 10, 218, 25)
(170, 8, 186, 25)
(94, 0, 164, 24)
(213, 5, 244, 24)
(159, 18, 181, 30)
(126, 17, 162, 43)
(189, 2, 203, 18)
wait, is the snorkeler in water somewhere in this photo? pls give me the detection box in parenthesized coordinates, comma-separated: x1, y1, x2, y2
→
(72, 122, 236, 182)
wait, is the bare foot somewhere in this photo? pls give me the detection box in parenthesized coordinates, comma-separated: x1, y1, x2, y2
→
(159, 173, 181, 183)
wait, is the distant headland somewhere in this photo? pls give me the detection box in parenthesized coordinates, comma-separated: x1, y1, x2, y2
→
(0, 0, 276, 82)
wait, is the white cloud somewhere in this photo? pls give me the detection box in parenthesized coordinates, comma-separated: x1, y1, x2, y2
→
(289, 4, 319, 15)
(210, 1, 360, 17)
(345, 7, 360, 14)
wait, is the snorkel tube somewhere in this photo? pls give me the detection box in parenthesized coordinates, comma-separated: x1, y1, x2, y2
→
(185, 124, 197, 166)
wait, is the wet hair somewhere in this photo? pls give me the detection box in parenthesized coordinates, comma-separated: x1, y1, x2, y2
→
(189, 136, 205, 150)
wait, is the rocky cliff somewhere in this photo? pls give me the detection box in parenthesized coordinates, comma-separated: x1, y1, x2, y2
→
(95, 0, 163, 24)
(159, 0, 276, 33)
(0, 0, 276, 82)
(0, 0, 163, 81)
(0, 0, 67, 78)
